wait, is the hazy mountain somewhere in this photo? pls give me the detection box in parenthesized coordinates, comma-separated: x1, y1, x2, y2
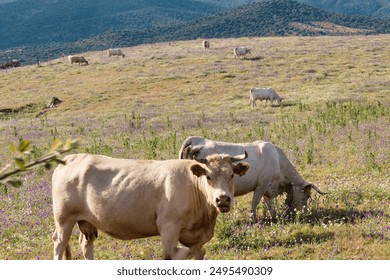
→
(197, 0, 255, 8)
(298, 0, 390, 18)
(163, 0, 390, 38)
(199, 0, 390, 17)
(0, 0, 222, 50)
(1, 0, 390, 65)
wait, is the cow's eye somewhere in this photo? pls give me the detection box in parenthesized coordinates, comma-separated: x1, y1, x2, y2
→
(206, 176, 211, 181)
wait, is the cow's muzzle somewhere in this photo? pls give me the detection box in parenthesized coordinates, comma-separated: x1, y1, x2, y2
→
(216, 195, 232, 213)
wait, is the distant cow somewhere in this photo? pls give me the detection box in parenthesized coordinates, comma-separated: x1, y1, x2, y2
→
(234, 47, 251, 59)
(107, 48, 125, 58)
(0, 59, 21, 69)
(51, 153, 249, 260)
(203, 40, 210, 49)
(250, 87, 284, 107)
(179, 136, 326, 221)
(68, 55, 88, 65)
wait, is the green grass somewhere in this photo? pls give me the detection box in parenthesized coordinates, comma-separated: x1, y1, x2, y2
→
(0, 35, 389, 260)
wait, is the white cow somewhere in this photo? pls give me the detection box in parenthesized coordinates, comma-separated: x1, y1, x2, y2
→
(51, 153, 249, 260)
(68, 55, 88, 65)
(234, 47, 251, 59)
(250, 87, 284, 107)
(179, 137, 326, 221)
(107, 48, 125, 58)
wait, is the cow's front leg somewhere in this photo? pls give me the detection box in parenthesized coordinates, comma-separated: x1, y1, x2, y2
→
(158, 221, 189, 260)
(263, 196, 277, 222)
(250, 186, 266, 222)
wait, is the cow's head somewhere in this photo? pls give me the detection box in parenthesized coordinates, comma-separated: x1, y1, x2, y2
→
(287, 183, 326, 213)
(190, 152, 250, 213)
(277, 97, 284, 105)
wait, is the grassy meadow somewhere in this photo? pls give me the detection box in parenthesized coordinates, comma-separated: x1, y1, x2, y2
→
(0, 35, 389, 260)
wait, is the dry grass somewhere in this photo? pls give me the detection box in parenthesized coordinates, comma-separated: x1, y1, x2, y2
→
(0, 35, 389, 260)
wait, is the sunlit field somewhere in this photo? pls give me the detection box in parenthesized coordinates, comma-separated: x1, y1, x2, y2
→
(0, 35, 389, 259)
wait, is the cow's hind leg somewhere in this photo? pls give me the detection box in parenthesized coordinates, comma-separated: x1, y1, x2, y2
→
(77, 220, 98, 260)
(52, 220, 76, 260)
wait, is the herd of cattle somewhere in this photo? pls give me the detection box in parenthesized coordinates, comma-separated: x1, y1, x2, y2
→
(67, 49, 125, 65)
(52, 136, 326, 260)
(3, 40, 314, 259)
(67, 42, 284, 108)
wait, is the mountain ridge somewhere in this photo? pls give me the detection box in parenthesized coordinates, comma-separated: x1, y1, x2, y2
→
(1, 0, 390, 65)
(0, 0, 222, 50)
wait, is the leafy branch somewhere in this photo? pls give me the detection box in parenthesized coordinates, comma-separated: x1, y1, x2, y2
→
(0, 138, 78, 192)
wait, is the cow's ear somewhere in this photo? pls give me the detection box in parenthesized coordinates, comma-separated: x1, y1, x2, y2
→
(190, 164, 207, 177)
(233, 162, 250, 176)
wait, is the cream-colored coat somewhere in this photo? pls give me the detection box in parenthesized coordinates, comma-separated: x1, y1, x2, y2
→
(52, 153, 249, 260)
(179, 137, 325, 221)
(68, 55, 88, 65)
(250, 87, 283, 107)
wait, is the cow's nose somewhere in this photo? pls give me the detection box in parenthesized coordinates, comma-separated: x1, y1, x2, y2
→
(216, 195, 231, 207)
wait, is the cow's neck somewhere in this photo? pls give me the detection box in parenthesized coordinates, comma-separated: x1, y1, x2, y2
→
(193, 177, 218, 223)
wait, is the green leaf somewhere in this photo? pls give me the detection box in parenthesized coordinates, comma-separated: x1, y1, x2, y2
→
(51, 138, 63, 151)
(9, 143, 17, 153)
(63, 138, 79, 151)
(14, 157, 26, 170)
(18, 139, 30, 153)
(7, 179, 22, 188)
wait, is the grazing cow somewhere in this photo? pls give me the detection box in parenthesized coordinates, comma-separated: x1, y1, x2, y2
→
(51, 153, 249, 260)
(0, 59, 21, 69)
(68, 55, 88, 65)
(234, 47, 251, 59)
(107, 48, 125, 58)
(203, 40, 210, 49)
(179, 136, 326, 221)
(250, 87, 284, 107)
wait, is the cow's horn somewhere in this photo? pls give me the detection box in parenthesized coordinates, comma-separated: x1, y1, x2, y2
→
(311, 184, 327, 195)
(230, 151, 248, 162)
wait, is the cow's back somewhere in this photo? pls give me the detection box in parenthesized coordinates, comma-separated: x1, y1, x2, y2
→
(180, 137, 280, 196)
(52, 154, 196, 240)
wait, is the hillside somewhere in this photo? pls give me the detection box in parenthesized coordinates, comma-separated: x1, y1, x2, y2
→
(199, 0, 390, 17)
(0, 35, 389, 260)
(161, 0, 390, 39)
(198, 0, 254, 8)
(0, 0, 222, 50)
(2, 0, 389, 65)
(299, 0, 390, 18)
